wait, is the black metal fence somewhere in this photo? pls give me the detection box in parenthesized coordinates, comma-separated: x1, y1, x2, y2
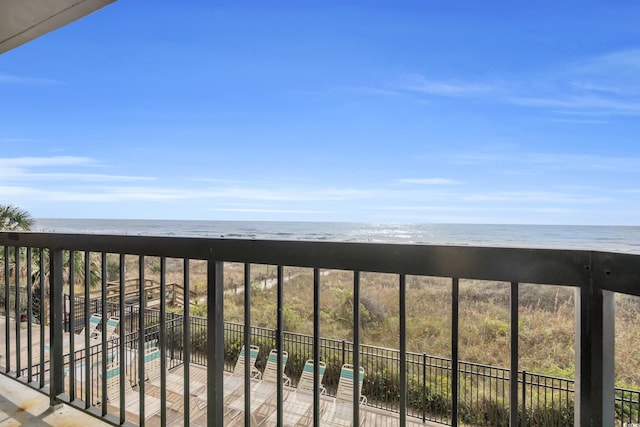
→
(617, 388, 640, 426)
(66, 296, 640, 426)
(0, 284, 28, 318)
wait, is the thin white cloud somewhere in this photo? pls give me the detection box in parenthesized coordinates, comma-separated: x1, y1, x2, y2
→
(573, 48, 640, 76)
(385, 48, 640, 117)
(0, 186, 184, 202)
(208, 208, 323, 214)
(526, 153, 640, 172)
(397, 178, 460, 185)
(192, 178, 249, 184)
(0, 183, 387, 204)
(379, 205, 492, 212)
(0, 156, 93, 167)
(464, 191, 612, 204)
(495, 169, 540, 176)
(508, 95, 640, 116)
(341, 86, 407, 97)
(1, 172, 156, 182)
(507, 48, 640, 116)
(569, 81, 640, 97)
(451, 151, 640, 173)
(200, 186, 381, 202)
(0, 146, 628, 224)
(548, 118, 609, 124)
(613, 189, 640, 194)
(0, 185, 32, 197)
(396, 74, 494, 97)
(0, 137, 31, 143)
(0, 156, 155, 183)
(379, 205, 574, 214)
(0, 73, 63, 85)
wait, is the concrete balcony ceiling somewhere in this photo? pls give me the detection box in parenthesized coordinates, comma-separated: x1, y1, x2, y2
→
(0, 0, 115, 54)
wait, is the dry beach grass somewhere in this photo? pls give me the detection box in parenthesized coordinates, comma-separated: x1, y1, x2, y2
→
(93, 255, 640, 388)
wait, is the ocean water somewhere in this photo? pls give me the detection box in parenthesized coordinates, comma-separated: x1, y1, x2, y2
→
(32, 218, 640, 255)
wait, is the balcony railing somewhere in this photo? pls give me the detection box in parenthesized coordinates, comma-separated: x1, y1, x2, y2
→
(1, 231, 639, 426)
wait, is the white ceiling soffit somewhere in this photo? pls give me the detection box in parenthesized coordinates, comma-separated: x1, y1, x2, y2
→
(0, 0, 116, 54)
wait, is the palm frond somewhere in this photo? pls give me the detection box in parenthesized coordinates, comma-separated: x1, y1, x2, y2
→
(0, 204, 34, 231)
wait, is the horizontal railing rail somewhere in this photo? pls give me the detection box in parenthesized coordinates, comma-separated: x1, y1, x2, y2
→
(1, 232, 639, 427)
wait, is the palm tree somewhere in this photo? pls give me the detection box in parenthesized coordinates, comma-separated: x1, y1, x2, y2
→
(0, 204, 33, 319)
(30, 249, 102, 324)
(0, 203, 34, 284)
(0, 206, 101, 324)
(0, 204, 34, 231)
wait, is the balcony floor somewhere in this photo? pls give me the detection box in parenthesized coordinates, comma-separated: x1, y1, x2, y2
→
(0, 374, 109, 427)
(0, 369, 441, 427)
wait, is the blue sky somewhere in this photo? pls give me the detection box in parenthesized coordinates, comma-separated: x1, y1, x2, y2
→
(2, 1, 640, 225)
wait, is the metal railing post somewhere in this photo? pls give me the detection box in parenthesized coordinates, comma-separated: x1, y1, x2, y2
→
(276, 265, 284, 427)
(207, 260, 225, 427)
(170, 311, 176, 360)
(399, 274, 407, 427)
(4, 246, 11, 373)
(100, 252, 108, 417)
(423, 353, 427, 422)
(15, 248, 21, 377)
(183, 259, 191, 423)
(83, 251, 91, 406)
(137, 256, 145, 422)
(243, 263, 251, 427)
(451, 278, 459, 427)
(26, 247, 33, 382)
(118, 253, 126, 425)
(160, 257, 168, 426)
(313, 268, 321, 427)
(574, 283, 615, 427)
(522, 370, 526, 427)
(67, 252, 75, 400)
(353, 271, 361, 427)
(510, 282, 519, 426)
(39, 250, 47, 388)
(50, 248, 65, 404)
